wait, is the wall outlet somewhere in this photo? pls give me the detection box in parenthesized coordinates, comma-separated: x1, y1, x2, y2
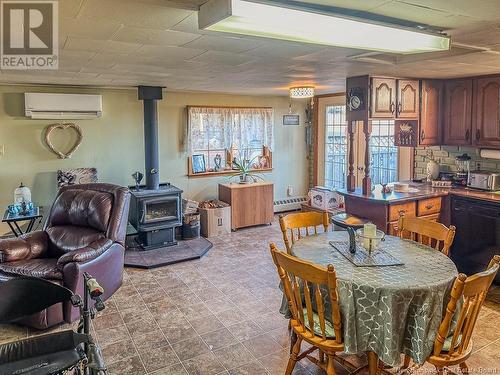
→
(287, 185, 293, 197)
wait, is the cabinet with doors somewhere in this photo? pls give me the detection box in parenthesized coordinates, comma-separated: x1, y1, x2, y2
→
(419, 80, 443, 145)
(473, 75, 500, 148)
(443, 78, 473, 145)
(370, 77, 419, 119)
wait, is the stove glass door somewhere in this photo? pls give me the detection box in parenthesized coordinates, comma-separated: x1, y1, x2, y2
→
(143, 197, 178, 224)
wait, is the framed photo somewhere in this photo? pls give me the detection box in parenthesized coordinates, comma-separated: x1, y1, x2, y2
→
(283, 114, 300, 126)
(191, 154, 206, 173)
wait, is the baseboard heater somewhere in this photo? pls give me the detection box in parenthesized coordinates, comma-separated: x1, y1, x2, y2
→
(274, 196, 307, 213)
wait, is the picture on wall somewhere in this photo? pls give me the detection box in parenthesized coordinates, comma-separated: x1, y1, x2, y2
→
(191, 154, 206, 173)
(283, 114, 300, 126)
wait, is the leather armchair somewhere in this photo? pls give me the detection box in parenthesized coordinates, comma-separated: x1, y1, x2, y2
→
(0, 183, 130, 329)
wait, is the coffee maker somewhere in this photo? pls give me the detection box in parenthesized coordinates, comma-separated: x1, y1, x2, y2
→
(453, 153, 471, 187)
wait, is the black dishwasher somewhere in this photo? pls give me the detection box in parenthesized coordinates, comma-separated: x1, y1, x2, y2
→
(450, 196, 500, 284)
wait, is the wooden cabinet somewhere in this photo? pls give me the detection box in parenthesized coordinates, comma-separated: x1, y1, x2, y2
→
(388, 202, 416, 222)
(417, 197, 442, 216)
(370, 77, 419, 119)
(443, 79, 473, 145)
(371, 77, 396, 118)
(473, 76, 500, 148)
(397, 79, 420, 118)
(218, 182, 274, 230)
(420, 80, 443, 145)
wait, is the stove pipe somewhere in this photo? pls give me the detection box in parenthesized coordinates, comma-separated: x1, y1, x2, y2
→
(138, 86, 163, 190)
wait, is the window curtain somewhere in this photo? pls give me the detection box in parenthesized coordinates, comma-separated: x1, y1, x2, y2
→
(187, 106, 274, 155)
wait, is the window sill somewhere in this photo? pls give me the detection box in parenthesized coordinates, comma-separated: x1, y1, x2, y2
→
(187, 168, 273, 178)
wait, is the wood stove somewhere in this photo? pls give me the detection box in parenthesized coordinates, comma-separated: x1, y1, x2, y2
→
(128, 86, 183, 250)
(129, 184, 182, 250)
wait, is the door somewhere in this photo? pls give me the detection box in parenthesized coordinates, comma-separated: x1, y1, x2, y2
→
(474, 76, 500, 148)
(443, 79, 473, 145)
(397, 79, 419, 118)
(371, 77, 396, 118)
(419, 80, 443, 145)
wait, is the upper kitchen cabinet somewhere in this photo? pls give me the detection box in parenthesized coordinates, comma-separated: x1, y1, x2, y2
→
(371, 77, 396, 118)
(443, 78, 473, 146)
(473, 76, 500, 148)
(419, 80, 443, 145)
(370, 77, 419, 119)
(397, 79, 420, 118)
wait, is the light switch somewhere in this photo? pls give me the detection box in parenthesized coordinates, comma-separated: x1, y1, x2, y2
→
(0, 145, 4, 157)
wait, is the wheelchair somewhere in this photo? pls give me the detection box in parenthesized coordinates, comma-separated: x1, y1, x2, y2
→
(0, 273, 108, 375)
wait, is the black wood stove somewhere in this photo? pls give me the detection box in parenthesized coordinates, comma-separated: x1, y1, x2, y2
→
(128, 86, 183, 250)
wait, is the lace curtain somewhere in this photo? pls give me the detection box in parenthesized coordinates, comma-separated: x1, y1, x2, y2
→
(187, 106, 274, 156)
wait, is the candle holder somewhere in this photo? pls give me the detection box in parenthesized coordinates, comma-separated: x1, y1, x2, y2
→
(355, 228, 385, 256)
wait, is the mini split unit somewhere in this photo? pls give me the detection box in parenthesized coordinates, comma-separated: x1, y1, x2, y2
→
(24, 93, 103, 119)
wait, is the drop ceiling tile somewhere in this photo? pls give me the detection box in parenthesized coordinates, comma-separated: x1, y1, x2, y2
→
(65, 37, 142, 54)
(169, 12, 210, 34)
(79, 0, 193, 29)
(191, 50, 254, 66)
(369, 1, 451, 28)
(400, 0, 500, 21)
(60, 17, 122, 40)
(245, 42, 322, 60)
(182, 35, 263, 53)
(112, 27, 200, 46)
(60, 0, 83, 18)
(134, 45, 205, 60)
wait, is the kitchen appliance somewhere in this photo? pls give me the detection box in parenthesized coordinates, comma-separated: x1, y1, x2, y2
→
(451, 197, 500, 284)
(453, 153, 471, 187)
(468, 171, 500, 191)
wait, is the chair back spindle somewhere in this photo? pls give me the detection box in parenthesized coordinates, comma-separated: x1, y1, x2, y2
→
(279, 212, 329, 254)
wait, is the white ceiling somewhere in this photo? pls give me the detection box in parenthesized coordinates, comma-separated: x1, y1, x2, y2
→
(1, 0, 500, 95)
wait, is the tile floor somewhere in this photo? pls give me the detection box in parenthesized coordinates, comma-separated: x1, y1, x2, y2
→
(1, 220, 499, 375)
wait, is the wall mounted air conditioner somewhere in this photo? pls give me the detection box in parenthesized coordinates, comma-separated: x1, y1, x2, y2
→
(24, 93, 103, 119)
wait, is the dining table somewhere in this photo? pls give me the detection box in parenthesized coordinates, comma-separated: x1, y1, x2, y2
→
(279, 230, 458, 374)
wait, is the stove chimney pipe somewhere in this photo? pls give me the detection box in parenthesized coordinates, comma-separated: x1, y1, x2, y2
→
(138, 86, 163, 190)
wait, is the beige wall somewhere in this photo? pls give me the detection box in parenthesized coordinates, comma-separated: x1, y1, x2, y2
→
(0, 86, 308, 234)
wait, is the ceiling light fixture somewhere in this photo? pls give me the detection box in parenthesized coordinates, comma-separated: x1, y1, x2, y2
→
(199, 0, 450, 54)
(290, 86, 315, 99)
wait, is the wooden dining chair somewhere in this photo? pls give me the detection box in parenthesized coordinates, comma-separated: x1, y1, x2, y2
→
(279, 211, 329, 254)
(397, 216, 456, 256)
(270, 243, 346, 375)
(403, 255, 500, 374)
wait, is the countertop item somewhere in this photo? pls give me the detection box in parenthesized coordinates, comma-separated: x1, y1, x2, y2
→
(284, 231, 457, 367)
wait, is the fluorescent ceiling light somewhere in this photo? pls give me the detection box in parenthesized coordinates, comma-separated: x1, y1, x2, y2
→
(199, 0, 450, 54)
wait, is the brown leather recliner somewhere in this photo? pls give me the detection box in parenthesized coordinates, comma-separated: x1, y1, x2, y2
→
(0, 183, 130, 329)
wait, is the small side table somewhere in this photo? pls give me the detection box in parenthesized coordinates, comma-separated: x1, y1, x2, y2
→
(2, 207, 42, 237)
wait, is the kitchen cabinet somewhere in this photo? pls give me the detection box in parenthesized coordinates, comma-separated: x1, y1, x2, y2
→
(443, 79, 473, 145)
(419, 80, 443, 145)
(397, 79, 420, 118)
(218, 182, 274, 230)
(370, 77, 419, 119)
(371, 77, 396, 118)
(451, 196, 500, 284)
(473, 76, 500, 148)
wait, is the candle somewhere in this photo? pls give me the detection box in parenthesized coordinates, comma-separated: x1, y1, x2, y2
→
(363, 223, 377, 251)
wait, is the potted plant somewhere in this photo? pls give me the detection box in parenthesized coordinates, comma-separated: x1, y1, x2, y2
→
(229, 152, 265, 184)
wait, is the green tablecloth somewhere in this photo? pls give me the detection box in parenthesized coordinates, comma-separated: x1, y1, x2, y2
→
(280, 231, 458, 366)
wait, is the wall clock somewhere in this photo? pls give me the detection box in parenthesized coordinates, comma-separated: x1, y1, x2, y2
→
(347, 87, 365, 111)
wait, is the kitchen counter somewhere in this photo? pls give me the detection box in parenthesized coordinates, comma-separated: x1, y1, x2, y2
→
(337, 183, 500, 204)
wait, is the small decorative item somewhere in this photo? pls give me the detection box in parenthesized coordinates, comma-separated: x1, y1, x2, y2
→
(394, 120, 417, 146)
(191, 154, 206, 174)
(356, 225, 385, 256)
(425, 150, 440, 181)
(44, 123, 83, 159)
(283, 114, 300, 126)
(14, 183, 31, 204)
(347, 227, 357, 254)
(228, 150, 265, 184)
(132, 171, 144, 191)
(214, 154, 222, 171)
(8, 202, 34, 216)
(347, 87, 365, 112)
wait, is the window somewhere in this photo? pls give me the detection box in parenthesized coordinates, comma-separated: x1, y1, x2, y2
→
(324, 105, 347, 190)
(187, 106, 274, 171)
(370, 120, 398, 184)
